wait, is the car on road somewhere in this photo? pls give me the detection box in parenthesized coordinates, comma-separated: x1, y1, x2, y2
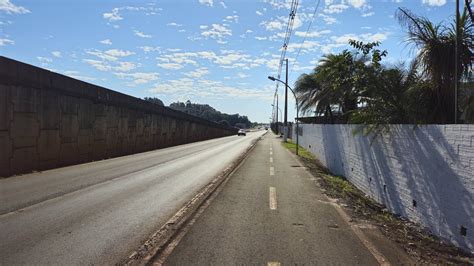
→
(237, 129, 246, 136)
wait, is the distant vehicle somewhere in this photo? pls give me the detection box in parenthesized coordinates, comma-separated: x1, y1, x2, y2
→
(237, 129, 246, 136)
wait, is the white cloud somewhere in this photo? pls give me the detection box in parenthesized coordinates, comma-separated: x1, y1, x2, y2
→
(262, 0, 292, 10)
(51, 51, 62, 58)
(139, 46, 161, 53)
(0, 38, 14, 46)
(346, 0, 367, 9)
(294, 29, 331, 38)
(134, 30, 153, 38)
(155, 49, 260, 70)
(323, 4, 349, 14)
(83, 58, 137, 72)
(362, 11, 374, 17)
(149, 78, 273, 100)
(100, 39, 112, 45)
(0, 0, 30, 14)
(103, 5, 160, 22)
(83, 59, 111, 71)
(323, 0, 368, 13)
(286, 40, 321, 53)
(184, 67, 210, 78)
(421, 0, 446, 6)
(84, 49, 137, 72)
(105, 49, 135, 57)
(87, 50, 118, 61)
(256, 10, 263, 16)
(63, 71, 96, 82)
(220, 1, 227, 8)
(114, 72, 159, 84)
(37, 56, 52, 63)
(167, 22, 182, 27)
(103, 8, 123, 22)
(260, 15, 303, 31)
(198, 0, 213, 7)
(200, 25, 208, 29)
(201, 23, 232, 42)
(237, 72, 250, 78)
(157, 63, 185, 70)
(113, 61, 137, 72)
(318, 13, 338, 24)
(320, 32, 390, 54)
(223, 15, 238, 23)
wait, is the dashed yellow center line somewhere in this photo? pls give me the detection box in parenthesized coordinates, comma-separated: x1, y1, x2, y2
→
(269, 157, 273, 163)
(269, 151, 273, 155)
(270, 166, 274, 176)
(268, 262, 281, 266)
(269, 187, 277, 210)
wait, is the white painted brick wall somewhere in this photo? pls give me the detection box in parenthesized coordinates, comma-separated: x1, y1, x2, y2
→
(293, 124, 474, 252)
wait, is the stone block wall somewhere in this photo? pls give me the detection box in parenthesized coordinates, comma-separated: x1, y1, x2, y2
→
(0, 56, 236, 177)
(293, 123, 474, 252)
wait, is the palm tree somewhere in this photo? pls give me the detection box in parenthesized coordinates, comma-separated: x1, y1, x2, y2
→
(294, 51, 363, 123)
(294, 72, 336, 122)
(317, 51, 361, 118)
(396, 7, 473, 123)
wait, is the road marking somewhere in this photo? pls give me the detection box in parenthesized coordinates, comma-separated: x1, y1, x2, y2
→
(270, 166, 274, 176)
(268, 262, 280, 266)
(269, 187, 277, 210)
(269, 157, 273, 163)
(269, 151, 273, 155)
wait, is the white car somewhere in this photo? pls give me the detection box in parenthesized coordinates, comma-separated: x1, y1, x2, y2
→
(237, 129, 246, 136)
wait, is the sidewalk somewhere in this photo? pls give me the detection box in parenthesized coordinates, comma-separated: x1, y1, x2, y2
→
(157, 132, 411, 265)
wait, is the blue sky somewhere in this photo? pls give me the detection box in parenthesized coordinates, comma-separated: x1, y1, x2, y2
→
(0, 0, 459, 123)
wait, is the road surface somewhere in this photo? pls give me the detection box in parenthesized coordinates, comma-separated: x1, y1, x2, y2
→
(0, 131, 265, 264)
(160, 132, 413, 265)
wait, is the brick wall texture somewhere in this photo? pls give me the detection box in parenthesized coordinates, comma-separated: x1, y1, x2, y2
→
(293, 123, 473, 252)
(0, 56, 236, 177)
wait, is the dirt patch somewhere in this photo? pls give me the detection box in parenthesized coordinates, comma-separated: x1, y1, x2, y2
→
(285, 143, 473, 264)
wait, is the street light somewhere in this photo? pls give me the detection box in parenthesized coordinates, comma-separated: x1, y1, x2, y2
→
(271, 104, 282, 134)
(268, 76, 300, 155)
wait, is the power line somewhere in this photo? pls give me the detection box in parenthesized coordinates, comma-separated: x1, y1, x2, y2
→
(289, 0, 321, 77)
(273, 0, 299, 102)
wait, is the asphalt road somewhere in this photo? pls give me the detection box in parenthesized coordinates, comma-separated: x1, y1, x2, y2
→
(0, 131, 265, 264)
(162, 132, 412, 265)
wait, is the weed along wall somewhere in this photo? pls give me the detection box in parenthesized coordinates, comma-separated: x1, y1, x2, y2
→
(293, 123, 474, 252)
(0, 56, 236, 177)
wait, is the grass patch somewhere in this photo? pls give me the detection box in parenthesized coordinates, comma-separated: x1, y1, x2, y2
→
(281, 141, 315, 160)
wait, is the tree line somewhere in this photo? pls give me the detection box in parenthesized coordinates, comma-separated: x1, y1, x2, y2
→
(143, 98, 254, 128)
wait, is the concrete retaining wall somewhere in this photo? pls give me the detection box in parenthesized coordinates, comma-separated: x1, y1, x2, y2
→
(292, 123, 473, 252)
(0, 56, 236, 177)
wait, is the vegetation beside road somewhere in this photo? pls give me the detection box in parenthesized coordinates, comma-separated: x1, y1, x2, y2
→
(294, 7, 473, 130)
(282, 140, 473, 264)
(170, 100, 254, 128)
(143, 98, 256, 128)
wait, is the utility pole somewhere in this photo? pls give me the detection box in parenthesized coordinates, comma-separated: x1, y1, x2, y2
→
(455, 0, 459, 124)
(284, 58, 288, 142)
(276, 94, 279, 134)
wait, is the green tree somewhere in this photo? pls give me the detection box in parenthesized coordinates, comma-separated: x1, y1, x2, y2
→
(294, 50, 365, 122)
(396, 7, 473, 123)
(143, 97, 164, 106)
